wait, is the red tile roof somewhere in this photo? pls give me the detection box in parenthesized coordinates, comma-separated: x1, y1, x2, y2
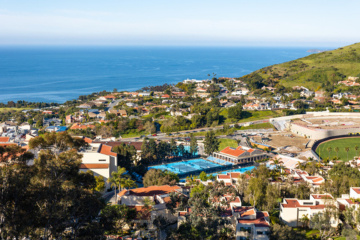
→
(0, 137, 10, 142)
(352, 188, 360, 194)
(80, 164, 109, 169)
(230, 172, 241, 178)
(218, 174, 231, 179)
(83, 137, 93, 143)
(70, 123, 95, 130)
(238, 212, 270, 227)
(282, 199, 327, 209)
(311, 194, 333, 199)
(99, 144, 117, 157)
(220, 146, 245, 157)
(118, 185, 181, 197)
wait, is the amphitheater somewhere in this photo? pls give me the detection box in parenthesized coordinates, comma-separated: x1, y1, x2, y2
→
(270, 112, 360, 140)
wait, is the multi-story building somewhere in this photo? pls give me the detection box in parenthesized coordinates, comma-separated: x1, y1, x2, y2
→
(280, 194, 339, 228)
(78, 139, 118, 189)
(212, 146, 267, 165)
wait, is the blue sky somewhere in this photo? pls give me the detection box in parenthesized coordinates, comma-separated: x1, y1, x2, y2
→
(0, 0, 359, 47)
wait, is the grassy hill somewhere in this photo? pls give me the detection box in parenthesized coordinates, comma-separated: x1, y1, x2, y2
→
(243, 42, 360, 91)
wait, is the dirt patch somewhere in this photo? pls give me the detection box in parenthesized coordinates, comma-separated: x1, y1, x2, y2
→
(253, 131, 309, 152)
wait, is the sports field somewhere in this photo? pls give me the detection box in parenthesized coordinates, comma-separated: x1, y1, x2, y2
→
(316, 137, 360, 161)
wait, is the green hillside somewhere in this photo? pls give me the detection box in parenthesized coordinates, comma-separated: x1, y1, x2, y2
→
(240, 42, 360, 91)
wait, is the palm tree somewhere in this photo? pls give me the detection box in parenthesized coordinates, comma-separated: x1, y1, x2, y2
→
(271, 158, 284, 172)
(121, 177, 137, 190)
(107, 167, 128, 204)
(327, 147, 332, 162)
(112, 167, 128, 192)
(299, 214, 310, 229)
(335, 147, 339, 159)
(107, 175, 120, 204)
(345, 147, 350, 161)
(355, 145, 359, 159)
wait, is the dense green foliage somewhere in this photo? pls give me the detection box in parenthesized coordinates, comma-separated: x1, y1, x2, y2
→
(239, 43, 360, 91)
(143, 169, 180, 187)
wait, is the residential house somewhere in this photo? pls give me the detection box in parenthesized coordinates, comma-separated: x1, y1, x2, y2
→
(280, 194, 339, 228)
(70, 123, 95, 130)
(261, 86, 276, 92)
(78, 139, 118, 189)
(235, 207, 270, 240)
(231, 88, 249, 96)
(315, 91, 326, 97)
(98, 95, 116, 101)
(109, 109, 128, 117)
(138, 92, 151, 97)
(77, 103, 95, 109)
(43, 118, 62, 126)
(95, 141, 143, 162)
(195, 87, 207, 92)
(118, 185, 186, 233)
(66, 115, 75, 124)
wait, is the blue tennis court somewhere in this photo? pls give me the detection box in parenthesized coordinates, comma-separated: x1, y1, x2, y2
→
(149, 159, 221, 174)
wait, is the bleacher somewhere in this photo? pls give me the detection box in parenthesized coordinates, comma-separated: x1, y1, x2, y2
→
(272, 120, 287, 131)
(207, 156, 234, 166)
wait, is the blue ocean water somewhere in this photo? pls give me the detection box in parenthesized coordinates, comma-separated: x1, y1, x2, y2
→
(0, 46, 313, 103)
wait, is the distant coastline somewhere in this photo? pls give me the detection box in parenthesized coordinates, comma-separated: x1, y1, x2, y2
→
(306, 49, 329, 53)
(0, 47, 313, 103)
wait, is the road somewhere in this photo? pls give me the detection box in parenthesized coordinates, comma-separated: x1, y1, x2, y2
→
(107, 99, 123, 112)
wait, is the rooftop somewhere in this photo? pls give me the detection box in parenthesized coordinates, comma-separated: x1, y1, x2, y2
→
(118, 185, 181, 197)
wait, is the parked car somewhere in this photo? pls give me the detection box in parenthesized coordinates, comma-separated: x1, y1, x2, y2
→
(152, 133, 157, 136)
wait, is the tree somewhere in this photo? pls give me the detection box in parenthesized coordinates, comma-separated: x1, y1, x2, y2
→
(199, 171, 208, 181)
(100, 204, 136, 235)
(355, 145, 359, 158)
(335, 147, 340, 158)
(345, 146, 350, 161)
(144, 121, 156, 134)
(178, 144, 186, 158)
(204, 131, 220, 156)
(36, 119, 43, 128)
(170, 181, 235, 240)
(107, 174, 120, 204)
(227, 103, 243, 120)
(235, 173, 249, 197)
(270, 224, 306, 240)
(189, 134, 198, 157)
(327, 147, 332, 161)
(94, 174, 106, 192)
(143, 169, 179, 187)
(299, 214, 310, 228)
(312, 207, 339, 240)
(245, 177, 267, 208)
(28, 118, 33, 125)
(112, 143, 136, 171)
(341, 229, 357, 240)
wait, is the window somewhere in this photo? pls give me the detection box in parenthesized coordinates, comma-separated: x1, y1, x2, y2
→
(303, 202, 314, 205)
(99, 159, 106, 161)
(257, 231, 264, 235)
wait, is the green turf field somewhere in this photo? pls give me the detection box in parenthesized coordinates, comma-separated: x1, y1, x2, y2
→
(316, 137, 360, 161)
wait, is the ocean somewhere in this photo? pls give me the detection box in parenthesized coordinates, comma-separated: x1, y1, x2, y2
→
(0, 46, 313, 103)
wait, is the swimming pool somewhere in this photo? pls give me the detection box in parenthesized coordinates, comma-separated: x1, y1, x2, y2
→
(149, 159, 221, 174)
(216, 166, 256, 175)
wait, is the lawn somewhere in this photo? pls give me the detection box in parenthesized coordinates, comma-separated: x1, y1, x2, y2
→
(237, 110, 282, 123)
(316, 137, 360, 161)
(238, 122, 275, 130)
(120, 130, 146, 138)
(220, 109, 282, 124)
(218, 138, 238, 151)
(0, 107, 32, 112)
